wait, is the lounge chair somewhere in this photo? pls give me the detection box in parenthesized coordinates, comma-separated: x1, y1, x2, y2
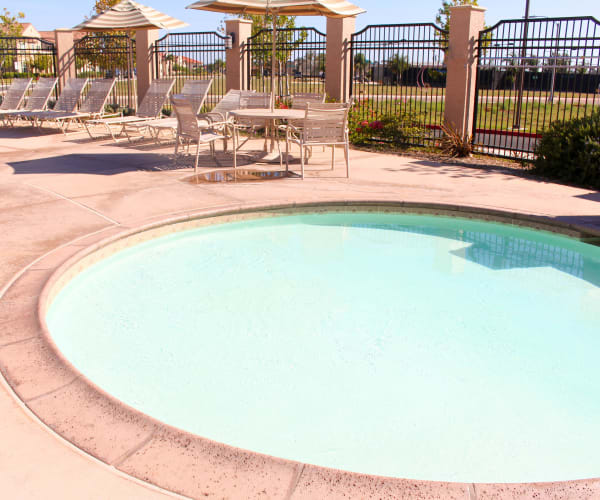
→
(171, 95, 227, 173)
(141, 78, 213, 143)
(85, 78, 175, 142)
(0, 78, 33, 125)
(19, 78, 89, 130)
(0, 77, 57, 126)
(22, 78, 116, 134)
(284, 101, 352, 179)
(290, 92, 325, 109)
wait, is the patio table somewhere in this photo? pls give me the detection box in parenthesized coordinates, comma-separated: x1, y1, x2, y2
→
(230, 108, 305, 167)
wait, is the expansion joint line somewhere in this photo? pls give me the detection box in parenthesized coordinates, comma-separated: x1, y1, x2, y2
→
(284, 463, 305, 500)
(24, 182, 121, 225)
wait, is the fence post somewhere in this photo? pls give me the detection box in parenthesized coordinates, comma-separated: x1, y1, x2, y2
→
(136, 28, 159, 108)
(54, 29, 76, 91)
(325, 16, 356, 102)
(225, 18, 253, 92)
(444, 5, 486, 139)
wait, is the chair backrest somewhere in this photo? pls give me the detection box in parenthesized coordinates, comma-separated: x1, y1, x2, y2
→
(302, 102, 351, 143)
(241, 92, 271, 109)
(23, 77, 58, 111)
(0, 78, 33, 111)
(180, 78, 213, 115)
(53, 78, 89, 113)
(137, 78, 176, 118)
(211, 89, 254, 116)
(79, 78, 116, 114)
(291, 92, 325, 109)
(172, 95, 199, 139)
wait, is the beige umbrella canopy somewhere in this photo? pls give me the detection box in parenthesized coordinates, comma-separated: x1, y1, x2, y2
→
(74, 0, 189, 31)
(187, 0, 365, 109)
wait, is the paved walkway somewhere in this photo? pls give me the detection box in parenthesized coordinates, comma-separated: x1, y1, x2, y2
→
(1, 126, 599, 498)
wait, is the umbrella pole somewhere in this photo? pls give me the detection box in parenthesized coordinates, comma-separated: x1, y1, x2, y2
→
(270, 12, 277, 112)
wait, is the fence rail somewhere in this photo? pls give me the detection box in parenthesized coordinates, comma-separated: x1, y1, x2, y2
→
(0, 36, 57, 99)
(246, 27, 326, 98)
(350, 24, 448, 147)
(153, 31, 227, 111)
(473, 16, 600, 157)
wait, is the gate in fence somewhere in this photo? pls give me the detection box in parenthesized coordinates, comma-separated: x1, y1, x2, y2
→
(473, 16, 600, 157)
(0, 36, 57, 98)
(349, 24, 448, 147)
(153, 31, 227, 112)
(74, 34, 136, 110)
(246, 27, 326, 98)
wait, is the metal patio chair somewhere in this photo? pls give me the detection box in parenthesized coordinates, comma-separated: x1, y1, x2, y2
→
(23, 78, 116, 134)
(85, 78, 176, 142)
(284, 101, 352, 179)
(171, 95, 227, 173)
(145, 78, 214, 143)
(20, 78, 89, 129)
(1, 77, 58, 126)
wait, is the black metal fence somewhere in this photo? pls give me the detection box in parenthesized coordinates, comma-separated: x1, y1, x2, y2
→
(473, 16, 600, 156)
(349, 24, 448, 146)
(153, 31, 227, 111)
(74, 34, 136, 110)
(0, 36, 57, 100)
(246, 27, 326, 99)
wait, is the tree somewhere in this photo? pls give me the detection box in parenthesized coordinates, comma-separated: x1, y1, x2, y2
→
(435, 0, 480, 32)
(31, 54, 54, 73)
(0, 9, 25, 72)
(354, 52, 368, 81)
(387, 54, 409, 84)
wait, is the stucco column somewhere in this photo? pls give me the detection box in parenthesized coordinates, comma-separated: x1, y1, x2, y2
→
(443, 5, 486, 139)
(325, 16, 355, 102)
(54, 29, 76, 91)
(225, 19, 253, 92)
(136, 28, 160, 108)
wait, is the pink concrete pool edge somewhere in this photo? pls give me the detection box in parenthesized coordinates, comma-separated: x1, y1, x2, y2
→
(2, 200, 600, 500)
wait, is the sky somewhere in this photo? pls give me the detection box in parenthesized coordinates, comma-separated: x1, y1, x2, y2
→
(6, 1, 600, 34)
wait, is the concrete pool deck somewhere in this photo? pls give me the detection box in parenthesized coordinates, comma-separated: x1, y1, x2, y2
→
(1, 126, 600, 499)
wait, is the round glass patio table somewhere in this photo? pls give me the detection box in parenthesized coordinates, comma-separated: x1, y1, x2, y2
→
(230, 108, 305, 166)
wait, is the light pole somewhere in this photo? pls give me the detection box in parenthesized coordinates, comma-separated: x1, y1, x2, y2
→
(513, 0, 531, 129)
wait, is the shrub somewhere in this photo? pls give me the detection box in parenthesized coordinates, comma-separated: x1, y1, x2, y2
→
(533, 111, 600, 189)
(349, 111, 424, 147)
(439, 121, 473, 157)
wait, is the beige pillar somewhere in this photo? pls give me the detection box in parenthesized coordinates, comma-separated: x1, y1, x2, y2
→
(325, 16, 355, 102)
(444, 5, 486, 138)
(136, 28, 160, 108)
(225, 19, 253, 92)
(54, 29, 76, 91)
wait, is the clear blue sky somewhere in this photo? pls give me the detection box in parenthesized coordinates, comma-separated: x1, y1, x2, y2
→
(7, 0, 600, 33)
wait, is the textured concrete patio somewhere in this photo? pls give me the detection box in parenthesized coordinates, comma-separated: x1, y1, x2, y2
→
(1, 125, 600, 499)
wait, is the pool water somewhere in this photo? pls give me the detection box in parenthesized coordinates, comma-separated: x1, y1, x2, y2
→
(47, 213, 600, 483)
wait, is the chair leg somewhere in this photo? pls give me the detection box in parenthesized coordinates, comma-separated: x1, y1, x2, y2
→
(344, 141, 350, 178)
(195, 142, 200, 173)
(331, 146, 335, 170)
(285, 135, 289, 174)
(300, 141, 305, 180)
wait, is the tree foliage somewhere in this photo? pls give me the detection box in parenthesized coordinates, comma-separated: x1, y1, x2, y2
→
(387, 54, 409, 84)
(435, 0, 480, 32)
(0, 9, 25, 72)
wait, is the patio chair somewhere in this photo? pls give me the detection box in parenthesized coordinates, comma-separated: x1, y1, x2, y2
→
(290, 92, 325, 109)
(171, 95, 227, 173)
(284, 102, 352, 179)
(0, 77, 58, 126)
(144, 78, 214, 143)
(19, 78, 89, 129)
(0, 78, 33, 124)
(85, 78, 176, 142)
(22, 78, 116, 134)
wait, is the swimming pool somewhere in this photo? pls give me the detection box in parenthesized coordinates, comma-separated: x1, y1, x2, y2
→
(46, 211, 600, 484)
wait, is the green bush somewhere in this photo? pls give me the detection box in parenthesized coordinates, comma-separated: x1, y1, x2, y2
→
(533, 111, 600, 189)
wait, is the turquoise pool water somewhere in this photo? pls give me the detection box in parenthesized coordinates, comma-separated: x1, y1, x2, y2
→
(47, 213, 600, 483)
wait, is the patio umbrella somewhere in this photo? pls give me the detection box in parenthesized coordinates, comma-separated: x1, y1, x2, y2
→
(186, 0, 365, 110)
(73, 0, 189, 31)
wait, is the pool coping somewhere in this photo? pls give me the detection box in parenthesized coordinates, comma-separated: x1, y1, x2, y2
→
(2, 200, 600, 499)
